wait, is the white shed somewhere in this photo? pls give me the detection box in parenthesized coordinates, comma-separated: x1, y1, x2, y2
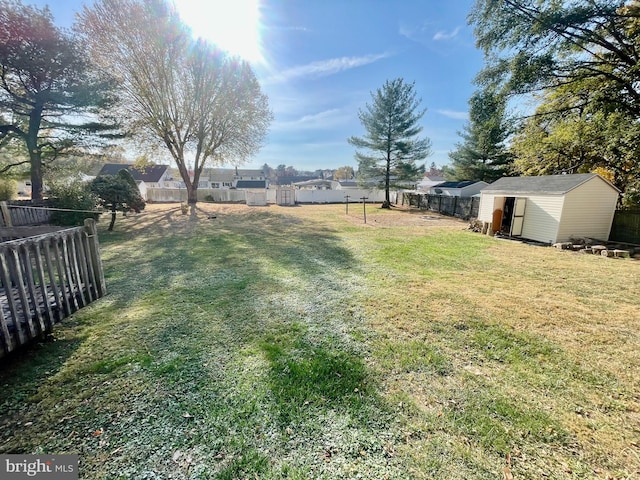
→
(478, 174, 620, 244)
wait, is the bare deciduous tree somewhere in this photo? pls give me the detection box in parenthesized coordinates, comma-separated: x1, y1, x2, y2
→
(78, 0, 272, 209)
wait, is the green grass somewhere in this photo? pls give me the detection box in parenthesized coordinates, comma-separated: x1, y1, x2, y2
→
(0, 203, 638, 479)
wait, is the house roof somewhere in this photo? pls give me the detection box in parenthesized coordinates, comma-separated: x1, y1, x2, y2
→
(293, 179, 333, 188)
(434, 180, 482, 189)
(481, 173, 620, 195)
(208, 168, 264, 178)
(338, 181, 358, 188)
(98, 164, 168, 183)
(273, 175, 319, 186)
(236, 180, 266, 188)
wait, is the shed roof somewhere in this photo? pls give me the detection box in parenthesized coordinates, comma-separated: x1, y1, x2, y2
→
(434, 180, 481, 189)
(481, 174, 620, 195)
(98, 164, 168, 183)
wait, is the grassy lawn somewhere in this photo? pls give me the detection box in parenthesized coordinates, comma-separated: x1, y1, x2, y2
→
(1, 203, 638, 479)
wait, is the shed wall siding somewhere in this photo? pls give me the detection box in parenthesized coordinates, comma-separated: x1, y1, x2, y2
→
(478, 194, 495, 222)
(520, 195, 564, 244)
(556, 179, 618, 242)
(479, 193, 563, 243)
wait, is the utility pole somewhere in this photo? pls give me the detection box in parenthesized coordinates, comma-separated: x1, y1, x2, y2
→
(344, 195, 350, 214)
(361, 196, 368, 223)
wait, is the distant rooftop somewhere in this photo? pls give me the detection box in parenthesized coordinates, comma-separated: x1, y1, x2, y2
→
(434, 180, 482, 189)
(98, 164, 168, 183)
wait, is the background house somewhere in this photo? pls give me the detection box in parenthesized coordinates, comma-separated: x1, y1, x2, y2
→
(98, 164, 170, 188)
(477, 173, 619, 244)
(207, 168, 267, 189)
(417, 175, 445, 192)
(97, 164, 171, 200)
(293, 179, 335, 190)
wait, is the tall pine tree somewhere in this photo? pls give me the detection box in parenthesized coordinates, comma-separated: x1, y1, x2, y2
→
(445, 88, 512, 182)
(348, 78, 431, 208)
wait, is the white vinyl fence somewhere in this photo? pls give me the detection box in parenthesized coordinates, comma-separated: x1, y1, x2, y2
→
(146, 188, 247, 203)
(146, 187, 396, 204)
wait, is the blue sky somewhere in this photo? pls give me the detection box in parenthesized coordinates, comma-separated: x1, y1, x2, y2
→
(35, 0, 485, 172)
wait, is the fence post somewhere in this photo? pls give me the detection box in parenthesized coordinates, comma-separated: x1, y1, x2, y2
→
(0, 201, 11, 227)
(84, 218, 107, 297)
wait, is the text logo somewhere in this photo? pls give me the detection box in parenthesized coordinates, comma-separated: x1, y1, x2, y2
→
(1, 455, 78, 479)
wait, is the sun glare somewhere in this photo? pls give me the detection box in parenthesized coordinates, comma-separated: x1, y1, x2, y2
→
(174, 0, 263, 63)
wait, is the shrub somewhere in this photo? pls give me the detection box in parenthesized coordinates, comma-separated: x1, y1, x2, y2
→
(48, 180, 99, 226)
(90, 173, 145, 231)
(0, 178, 17, 201)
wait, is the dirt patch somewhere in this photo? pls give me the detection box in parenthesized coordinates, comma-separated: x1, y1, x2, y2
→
(117, 202, 468, 234)
(343, 205, 467, 228)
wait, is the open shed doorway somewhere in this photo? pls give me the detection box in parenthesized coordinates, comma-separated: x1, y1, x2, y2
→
(501, 197, 526, 236)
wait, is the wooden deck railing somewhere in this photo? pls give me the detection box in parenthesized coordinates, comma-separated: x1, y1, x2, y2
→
(0, 201, 53, 228)
(0, 219, 106, 358)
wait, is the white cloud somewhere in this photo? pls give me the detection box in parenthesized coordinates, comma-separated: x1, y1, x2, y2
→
(272, 108, 348, 131)
(398, 21, 430, 43)
(437, 109, 469, 120)
(264, 53, 390, 84)
(433, 26, 461, 41)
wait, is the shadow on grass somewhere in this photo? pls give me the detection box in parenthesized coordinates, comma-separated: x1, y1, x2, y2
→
(260, 330, 374, 426)
(97, 208, 355, 309)
(0, 206, 398, 476)
(0, 332, 86, 452)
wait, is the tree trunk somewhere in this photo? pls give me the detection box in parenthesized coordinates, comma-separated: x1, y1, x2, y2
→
(108, 204, 117, 231)
(27, 105, 44, 201)
(29, 152, 43, 202)
(187, 185, 198, 205)
(383, 152, 391, 208)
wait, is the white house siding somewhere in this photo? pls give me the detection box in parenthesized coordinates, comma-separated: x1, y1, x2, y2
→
(520, 195, 564, 244)
(137, 181, 148, 200)
(556, 179, 619, 242)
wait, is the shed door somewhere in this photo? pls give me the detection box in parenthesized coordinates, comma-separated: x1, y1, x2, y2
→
(510, 197, 526, 236)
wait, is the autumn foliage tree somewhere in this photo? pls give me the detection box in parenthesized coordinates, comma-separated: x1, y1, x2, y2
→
(0, 0, 117, 200)
(333, 166, 355, 181)
(470, 0, 640, 206)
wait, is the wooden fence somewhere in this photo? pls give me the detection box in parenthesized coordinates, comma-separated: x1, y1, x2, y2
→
(0, 201, 53, 228)
(609, 210, 640, 244)
(0, 218, 106, 358)
(402, 193, 480, 220)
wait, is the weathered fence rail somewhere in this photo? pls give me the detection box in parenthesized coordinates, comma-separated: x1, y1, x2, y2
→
(402, 193, 480, 220)
(0, 218, 106, 358)
(0, 201, 53, 227)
